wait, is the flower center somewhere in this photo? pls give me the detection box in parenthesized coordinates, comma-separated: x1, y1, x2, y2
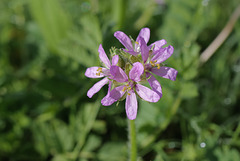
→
(150, 60, 161, 69)
(122, 83, 133, 95)
(96, 67, 103, 76)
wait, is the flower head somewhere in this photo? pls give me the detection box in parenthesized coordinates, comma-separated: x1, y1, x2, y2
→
(139, 36, 178, 98)
(85, 28, 178, 120)
(85, 44, 119, 98)
(114, 28, 177, 99)
(114, 28, 150, 56)
(114, 28, 167, 57)
(102, 62, 160, 120)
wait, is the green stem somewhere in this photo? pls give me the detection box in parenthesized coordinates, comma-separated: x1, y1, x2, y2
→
(128, 119, 137, 161)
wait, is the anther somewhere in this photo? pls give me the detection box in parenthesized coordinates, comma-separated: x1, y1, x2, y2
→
(157, 64, 161, 69)
(97, 67, 102, 72)
(135, 41, 139, 45)
(122, 86, 127, 92)
(96, 67, 103, 76)
(150, 61, 155, 67)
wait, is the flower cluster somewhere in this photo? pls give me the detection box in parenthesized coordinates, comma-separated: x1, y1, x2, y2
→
(85, 28, 178, 120)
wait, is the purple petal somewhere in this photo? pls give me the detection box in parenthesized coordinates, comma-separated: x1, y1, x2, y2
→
(123, 49, 139, 56)
(136, 28, 150, 44)
(149, 39, 167, 53)
(109, 85, 126, 100)
(87, 77, 109, 98)
(112, 55, 119, 66)
(151, 48, 164, 62)
(135, 84, 160, 102)
(101, 81, 116, 106)
(129, 62, 144, 82)
(146, 72, 162, 98)
(85, 67, 107, 78)
(125, 90, 138, 120)
(152, 45, 174, 64)
(114, 31, 133, 51)
(151, 67, 178, 81)
(139, 37, 149, 63)
(110, 65, 128, 83)
(98, 44, 111, 68)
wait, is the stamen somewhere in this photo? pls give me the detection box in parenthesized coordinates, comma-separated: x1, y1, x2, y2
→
(150, 60, 159, 68)
(127, 93, 131, 95)
(122, 86, 127, 92)
(96, 67, 103, 76)
(135, 41, 139, 45)
(150, 61, 155, 67)
(97, 67, 102, 72)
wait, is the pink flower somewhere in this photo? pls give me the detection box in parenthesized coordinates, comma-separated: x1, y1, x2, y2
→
(85, 44, 119, 98)
(139, 36, 178, 98)
(101, 62, 160, 120)
(85, 27, 178, 120)
(114, 28, 150, 56)
(114, 27, 167, 58)
(114, 28, 177, 99)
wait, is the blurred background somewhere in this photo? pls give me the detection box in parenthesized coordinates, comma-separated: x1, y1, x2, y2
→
(0, 0, 240, 160)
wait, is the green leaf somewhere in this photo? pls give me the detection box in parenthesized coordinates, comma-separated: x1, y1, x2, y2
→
(181, 43, 200, 80)
(214, 146, 240, 161)
(180, 82, 198, 98)
(83, 134, 101, 151)
(28, 0, 72, 52)
(51, 154, 72, 161)
(80, 14, 102, 45)
(32, 119, 74, 157)
(97, 142, 127, 161)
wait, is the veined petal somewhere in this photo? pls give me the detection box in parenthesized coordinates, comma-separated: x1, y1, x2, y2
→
(110, 65, 128, 82)
(136, 28, 150, 44)
(151, 48, 165, 62)
(152, 45, 174, 64)
(98, 44, 111, 68)
(87, 77, 109, 98)
(109, 85, 126, 100)
(85, 67, 107, 78)
(135, 84, 160, 102)
(123, 49, 139, 56)
(112, 55, 119, 66)
(149, 39, 167, 53)
(146, 72, 162, 98)
(139, 37, 149, 63)
(114, 31, 133, 51)
(101, 81, 116, 106)
(129, 62, 144, 82)
(151, 67, 178, 81)
(126, 90, 138, 120)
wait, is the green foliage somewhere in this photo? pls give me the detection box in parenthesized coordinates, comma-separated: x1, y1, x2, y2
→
(0, 0, 240, 160)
